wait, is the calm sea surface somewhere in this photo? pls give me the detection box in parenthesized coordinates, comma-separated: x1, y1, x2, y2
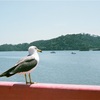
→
(0, 51, 100, 85)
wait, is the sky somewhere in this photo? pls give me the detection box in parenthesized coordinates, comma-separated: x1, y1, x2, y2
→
(0, 0, 100, 44)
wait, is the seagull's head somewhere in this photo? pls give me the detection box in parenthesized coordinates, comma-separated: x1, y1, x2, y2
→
(28, 46, 42, 55)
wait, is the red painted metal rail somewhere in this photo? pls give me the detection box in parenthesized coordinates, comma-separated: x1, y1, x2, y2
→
(0, 82, 100, 100)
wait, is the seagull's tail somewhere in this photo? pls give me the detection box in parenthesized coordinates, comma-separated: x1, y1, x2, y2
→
(0, 72, 13, 77)
(0, 72, 8, 77)
(0, 66, 16, 77)
(0, 71, 14, 77)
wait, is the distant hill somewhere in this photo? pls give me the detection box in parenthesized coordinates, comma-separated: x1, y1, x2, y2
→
(0, 33, 100, 51)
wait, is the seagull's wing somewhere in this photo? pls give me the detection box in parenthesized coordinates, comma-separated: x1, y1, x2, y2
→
(0, 56, 37, 77)
(12, 56, 37, 74)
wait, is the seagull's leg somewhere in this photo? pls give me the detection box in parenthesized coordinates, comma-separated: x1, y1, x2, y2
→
(24, 74, 28, 84)
(29, 73, 34, 84)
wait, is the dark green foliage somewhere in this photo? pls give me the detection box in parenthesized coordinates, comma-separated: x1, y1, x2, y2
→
(0, 33, 100, 51)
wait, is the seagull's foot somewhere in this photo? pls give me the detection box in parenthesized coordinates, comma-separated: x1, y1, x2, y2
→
(26, 82, 36, 85)
(26, 82, 30, 84)
(30, 82, 37, 84)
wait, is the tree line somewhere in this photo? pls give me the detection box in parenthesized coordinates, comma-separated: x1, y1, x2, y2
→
(0, 33, 100, 51)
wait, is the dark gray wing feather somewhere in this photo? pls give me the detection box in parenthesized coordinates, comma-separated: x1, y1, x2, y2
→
(12, 58, 37, 74)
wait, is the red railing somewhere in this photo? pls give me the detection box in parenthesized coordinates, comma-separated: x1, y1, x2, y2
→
(0, 82, 100, 100)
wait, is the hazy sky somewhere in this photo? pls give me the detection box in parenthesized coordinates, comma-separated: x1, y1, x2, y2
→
(0, 0, 100, 44)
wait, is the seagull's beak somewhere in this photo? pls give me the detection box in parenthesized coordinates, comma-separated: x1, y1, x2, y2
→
(37, 49, 42, 52)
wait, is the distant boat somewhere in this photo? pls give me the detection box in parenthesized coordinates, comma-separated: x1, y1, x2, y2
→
(71, 52, 76, 54)
(50, 51, 56, 53)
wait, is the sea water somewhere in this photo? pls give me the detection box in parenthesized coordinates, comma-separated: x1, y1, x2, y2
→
(0, 51, 100, 85)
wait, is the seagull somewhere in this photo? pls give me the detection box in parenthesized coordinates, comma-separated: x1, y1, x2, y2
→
(0, 46, 42, 84)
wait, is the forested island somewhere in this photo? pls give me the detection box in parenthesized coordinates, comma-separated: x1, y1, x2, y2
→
(1, 33, 100, 51)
